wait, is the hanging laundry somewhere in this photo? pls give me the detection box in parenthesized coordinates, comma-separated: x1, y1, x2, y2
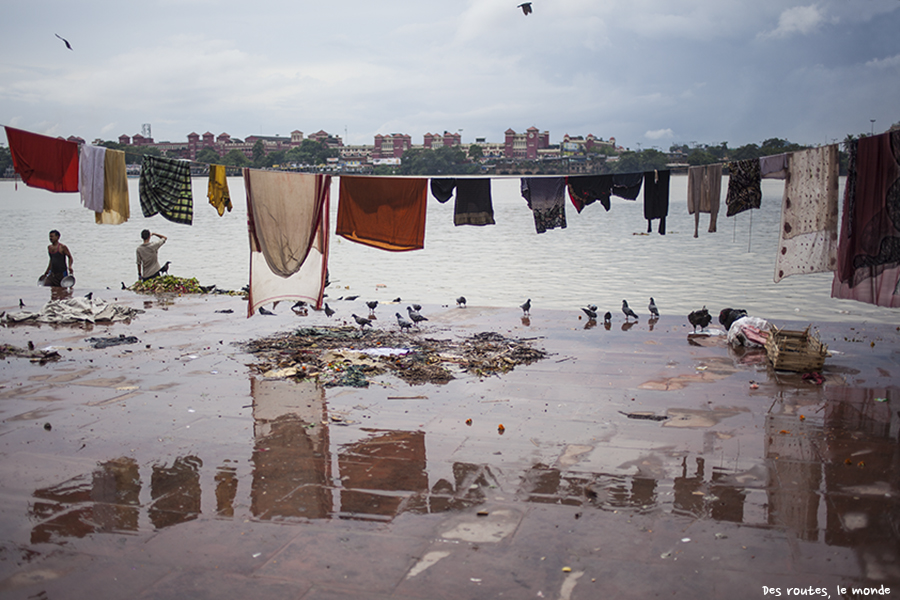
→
(207, 164, 232, 216)
(725, 159, 761, 217)
(521, 177, 566, 234)
(337, 176, 428, 251)
(95, 149, 130, 225)
(643, 170, 670, 235)
(831, 131, 900, 307)
(454, 179, 495, 225)
(611, 172, 643, 201)
(430, 179, 456, 204)
(566, 174, 613, 213)
(760, 153, 789, 180)
(687, 164, 722, 237)
(773, 145, 839, 283)
(245, 169, 331, 316)
(139, 155, 193, 225)
(5, 126, 79, 192)
(79, 145, 106, 212)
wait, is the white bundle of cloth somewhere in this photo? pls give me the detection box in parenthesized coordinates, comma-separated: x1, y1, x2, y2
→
(3, 298, 144, 324)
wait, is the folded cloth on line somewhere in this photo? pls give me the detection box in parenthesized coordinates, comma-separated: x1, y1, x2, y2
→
(5, 126, 80, 192)
(337, 176, 428, 251)
(245, 169, 331, 316)
(139, 155, 193, 225)
(4, 298, 144, 324)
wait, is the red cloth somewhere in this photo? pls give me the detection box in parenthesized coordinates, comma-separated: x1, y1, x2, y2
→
(5, 126, 79, 192)
(337, 176, 428, 251)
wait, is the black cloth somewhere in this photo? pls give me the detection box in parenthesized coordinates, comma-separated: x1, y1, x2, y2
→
(612, 172, 643, 200)
(430, 179, 456, 204)
(566, 175, 613, 213)
(643, 170, 670, 235)
(725, 159, 762, 217)
(430, 178, 495, 226)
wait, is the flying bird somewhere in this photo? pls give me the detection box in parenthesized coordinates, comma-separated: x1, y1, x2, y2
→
(323, 303, 335, 317)
(517, 2, 533, 15)
(352, 314, 372, 328)
(581, 307, 597, 320)
(456, 296, 467, 308)
(55, 34, 73, 50)
(407, 306, 428, 327)
(396, 312, 413, 331)
(622, 300, 639, 321)
(688, 307, 712, 332)
(648, 297, 659, 318)
(520, 298, 531, 316)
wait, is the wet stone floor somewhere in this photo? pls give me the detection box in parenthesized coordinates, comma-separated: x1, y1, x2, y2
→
(0, 287, 898, 600)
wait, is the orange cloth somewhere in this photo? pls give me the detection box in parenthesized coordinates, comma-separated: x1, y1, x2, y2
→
(336, 176, 428, 251)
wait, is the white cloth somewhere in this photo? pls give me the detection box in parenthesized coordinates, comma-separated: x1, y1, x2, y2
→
(4, 297, 144, 324)
(773, 146, 839, 282)
(727, 316, 770, 348)
(79, 145, 107, 212)
(244, 169, 331, 317)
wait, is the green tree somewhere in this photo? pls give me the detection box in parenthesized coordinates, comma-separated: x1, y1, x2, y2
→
(399, 146, 478, 175)
(0, 146, 12, 177)
(731, 144, 760, 161)
(222, 149, 250, 167)
(468, 144, 484, 160)
(251, 140, 266, 166)
(195, 148, 221, 164)
(286, 139, 338, 166)
(687, 149, 717, 166)
(264, 150, 287, 168)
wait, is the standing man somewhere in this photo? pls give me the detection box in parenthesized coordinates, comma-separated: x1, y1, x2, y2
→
(137, 229, 167, 281)
(43, 230, 74, 286)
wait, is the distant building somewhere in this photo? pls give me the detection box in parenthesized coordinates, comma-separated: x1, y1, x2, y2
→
(374, 134, 412, 159)
(423, 131, 461, 149)
(504, 127, 550, 160)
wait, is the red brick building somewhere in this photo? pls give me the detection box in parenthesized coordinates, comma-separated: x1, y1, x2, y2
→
(504, 127, 550, 159)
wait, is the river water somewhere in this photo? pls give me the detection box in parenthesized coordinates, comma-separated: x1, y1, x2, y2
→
(0, 175, 895, 324)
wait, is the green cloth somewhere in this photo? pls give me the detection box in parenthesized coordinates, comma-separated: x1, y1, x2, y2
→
(139, 156, 193, 225)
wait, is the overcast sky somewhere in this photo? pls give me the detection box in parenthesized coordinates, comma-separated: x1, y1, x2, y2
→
(1, 0, 898, 151)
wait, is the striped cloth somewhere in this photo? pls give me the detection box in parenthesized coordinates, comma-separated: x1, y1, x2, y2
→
(139, 155, 193, 225)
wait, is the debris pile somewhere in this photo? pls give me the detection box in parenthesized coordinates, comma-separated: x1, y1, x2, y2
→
(130, 276, 243, 296)
(242, 326, 547, 386)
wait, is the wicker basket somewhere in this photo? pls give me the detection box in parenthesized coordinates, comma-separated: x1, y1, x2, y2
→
(765, 325, 828, 372)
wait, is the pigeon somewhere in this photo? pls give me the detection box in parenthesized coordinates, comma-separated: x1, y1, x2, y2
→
(215, 309, 233, 314)
(352, 314, 372, 329)
(292, 300, 307, 310)
(393, 297, 402, 303)
(323, 303, 335, 317)
(258, 306, 276, 316)
(581, 307, 597, 320)
(718, 308, 748, 330)
(520, 298, 531, 316)
(517, 2, 533, 15)
(456, 296, 467, 308)
(199, 284, 216, 293)
(407, 306, 428, 327)
(344, 295, 359, 301)
(396, 312, 413, 331)
(158, 261, 171, 275)
(121, 282, 128, 290)
(55, 34, 73, 50)
(587, 304, 598, 313)
(366, 300, 378, 313)
(412, 303, 422, 312)
(622, 299, 639, 321)
(19, 299, 24, 308)
(648, 297, 659, 318)
(604, 311, 612, 324)
(688, 306, 712, 332)
(84, 292, 93, 300)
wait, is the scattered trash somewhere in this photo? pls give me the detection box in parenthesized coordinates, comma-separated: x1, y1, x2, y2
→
(497, 424, 506, 434)
(43, 423, 52, 431)
(562, 566, 572, 572)
(619, 411, 668, 421)
(86, 335, 139, 349)
(0, 343, 60, 363)
(465, 418, 473, 426)
(801, 372, 825, 385)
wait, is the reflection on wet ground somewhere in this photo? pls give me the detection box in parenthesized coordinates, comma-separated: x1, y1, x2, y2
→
(0, 288, 898, 598)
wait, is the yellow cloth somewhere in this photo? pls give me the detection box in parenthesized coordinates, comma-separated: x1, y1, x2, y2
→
(95, 149, 130, 225)
(207, 164, 232, 216)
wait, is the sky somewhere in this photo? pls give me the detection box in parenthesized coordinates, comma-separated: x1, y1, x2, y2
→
(1, 0, 898, 151)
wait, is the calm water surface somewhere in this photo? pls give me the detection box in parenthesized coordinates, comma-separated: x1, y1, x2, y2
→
(0, 175, 896, 324)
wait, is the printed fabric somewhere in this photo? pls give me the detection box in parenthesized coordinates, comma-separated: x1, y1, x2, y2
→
(643, 170, 670, 235)
(245, 170, 331, 316)
(79, 145, 106, 212)
(831, 131, 900, 307)
(773, 145, 839, 283)
(5, 126, 79, 192)
(207, 164, 233, 216)
(521, 177, 566, 234)
(687, 164, 722, 237)
(725, 159, 762, 217)
(611, 172, 643, 200)
(95, 149, 130, 225)
(139, 155, 193, 225)
(566, 175, 613, 213)
(337, 176, 428, 251)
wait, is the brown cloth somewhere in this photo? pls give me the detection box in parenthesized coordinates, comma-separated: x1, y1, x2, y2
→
(95, 149, 130, 225)
(337, 176, 428, 251)
(687, 164, 722, 237)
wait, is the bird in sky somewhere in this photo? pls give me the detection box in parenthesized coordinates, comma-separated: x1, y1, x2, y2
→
(407, 306, 428, 327)
(517, 2, 533, 15)
(55, 34, 73, 50)
(396, 312, 413, 331)
(622, 300, 639, 321)
(352, 314, 372, 328)
(456, 296, 467, 308)
(520, 298, 531, 316)
(648, 297, 659, 318)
